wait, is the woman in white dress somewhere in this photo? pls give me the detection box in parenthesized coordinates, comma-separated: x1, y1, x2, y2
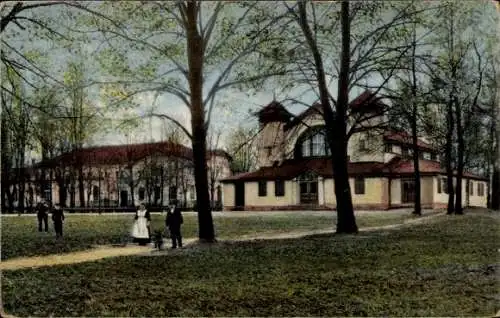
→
(131, 204, 151, 245)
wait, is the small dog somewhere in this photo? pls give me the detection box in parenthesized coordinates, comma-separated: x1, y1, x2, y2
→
(153, 230, 164, 251)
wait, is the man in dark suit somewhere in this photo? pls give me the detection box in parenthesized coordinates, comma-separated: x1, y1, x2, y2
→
(36, 200, 49, 232)
(166, 201, 183, 249)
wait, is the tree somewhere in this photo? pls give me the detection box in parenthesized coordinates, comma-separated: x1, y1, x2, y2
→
(275, 1, 425, 233)
(83, 1, 289, 242)
(226, 125, 259, 174)
(1, 64, 31, 213)
(426, 0, 496, 214)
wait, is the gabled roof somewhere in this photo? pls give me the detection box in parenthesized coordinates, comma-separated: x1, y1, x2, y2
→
(349, 90, 386, 113)
(35, 141, 231, 168)
(222, 157, 487, 182)
(282, 90, 387, 131)
(285, 103, 324, 130)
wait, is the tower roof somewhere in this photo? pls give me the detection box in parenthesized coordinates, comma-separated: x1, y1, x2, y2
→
(256, 101, 292, 124)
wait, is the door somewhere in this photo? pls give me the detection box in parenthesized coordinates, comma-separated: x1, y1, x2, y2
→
(401, 179, 415, 203)
(120, 190, 128, 207)
(300, 181, 318, 204)
(234, 182, 245, 210)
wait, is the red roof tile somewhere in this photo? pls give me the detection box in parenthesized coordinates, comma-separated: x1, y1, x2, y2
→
(349, 90, 386, 113)
(222, 157, 487, 182)
(36, 141, 231, 167)
(222, 158, 387, 182)
(386, 158, 485, 179)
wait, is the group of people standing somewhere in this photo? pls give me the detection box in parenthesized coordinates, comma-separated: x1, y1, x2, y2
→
(131, 201, 183, 249)
(35, 199, 183, 248)
(35, 200, 65, 239)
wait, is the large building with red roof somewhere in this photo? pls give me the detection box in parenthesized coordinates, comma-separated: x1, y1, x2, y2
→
(221, 91, 488, 211)
(20, 141, 232, 210)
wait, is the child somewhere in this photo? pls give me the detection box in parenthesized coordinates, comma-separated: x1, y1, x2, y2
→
(153, 230, 164, 251)
(51, 204, 65, 239)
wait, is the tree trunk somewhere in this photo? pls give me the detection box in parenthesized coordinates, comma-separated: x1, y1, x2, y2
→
(186, 1, 215, 242)
(410, 24, 421, 216)
(454, 97, 464, 215)
(160, 166, 164, 207)
(18, 167, 25, 214)
(492, 82, 500, 210)
(492, 168, 500, 210)
(128, 166, 135, 207)
(78, 166, 85, 207)
(297, 0, 357, 234)
(411, 120, 422, 215)
(333, 0, 358, 233)
(445, 94, 455, 215)
(1, 112, 10, 211)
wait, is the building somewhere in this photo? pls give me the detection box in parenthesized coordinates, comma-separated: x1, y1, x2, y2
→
(11, 141, 232, 211)
(221, 91, 488, 211)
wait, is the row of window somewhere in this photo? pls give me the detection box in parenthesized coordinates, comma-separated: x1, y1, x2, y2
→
(257, 178, 366, 197)
(384, 144, 437, 160)
(437, 178, 485, 196)
(258, 180, 285, 197)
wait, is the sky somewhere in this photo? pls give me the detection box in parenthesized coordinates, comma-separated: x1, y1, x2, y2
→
(5, 1, 498, 156)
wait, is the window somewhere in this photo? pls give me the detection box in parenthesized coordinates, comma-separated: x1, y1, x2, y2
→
(301, 138, 311, 157)
(359, 139, 367, 151)
(154, 186, 161, 202)
(138, 187, 145, 201)
(309, 181, 318, 194)
(402, 147, 409, 157)
(93, 186, 100, 201)
(258, 181, 267, 197)
(423, 152, 431, 160)
(477, 183, 484, 196)
(312, 133, 324, 156)
(469, 181, 474, 196)
(384, 143, 393, 153)
(275, 180, 285, 197)
(189, 186, 196, 200)
(354, 177, 365, 195)
(296, 126, 330, 158)
(431, 153, 437, 161)
(169, 186, 177, 201)
(442, 177, 449, 194)
(437, 177, 442, 193)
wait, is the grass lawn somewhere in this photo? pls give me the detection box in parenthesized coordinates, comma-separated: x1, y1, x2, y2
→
(1, 210, 428, 260)
(2, 212, 498, 317)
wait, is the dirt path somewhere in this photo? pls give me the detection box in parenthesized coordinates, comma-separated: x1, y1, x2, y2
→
(0, 212, 443, 271)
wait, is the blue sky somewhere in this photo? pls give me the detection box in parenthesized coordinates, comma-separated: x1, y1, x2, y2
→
(6, 1, 497, 153)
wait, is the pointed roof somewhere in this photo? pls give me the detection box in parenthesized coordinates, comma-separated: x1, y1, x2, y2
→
(256, 101, 293, 124)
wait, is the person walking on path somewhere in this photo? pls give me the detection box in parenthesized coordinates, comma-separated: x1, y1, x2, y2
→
(51, 204, 65, 239)
(36, 200, 49, 232)
(166, 201, 183, 249)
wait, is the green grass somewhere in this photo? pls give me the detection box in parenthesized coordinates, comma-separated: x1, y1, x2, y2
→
(2, 211, 433, 260)
(2, 212, 498, 317)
